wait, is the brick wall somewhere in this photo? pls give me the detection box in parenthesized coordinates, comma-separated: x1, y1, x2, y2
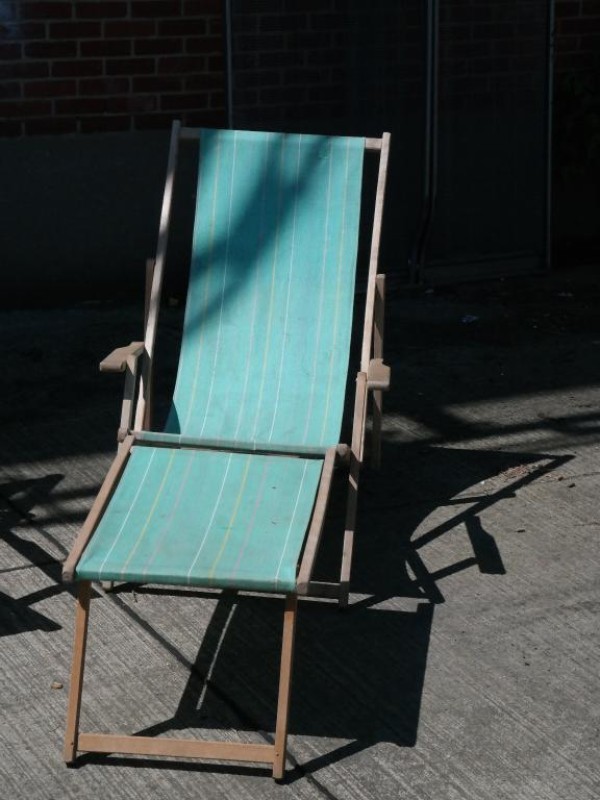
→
(555, 0, 600, 74)
(0, 0, 226, 137)
(230, 0, 424, 133)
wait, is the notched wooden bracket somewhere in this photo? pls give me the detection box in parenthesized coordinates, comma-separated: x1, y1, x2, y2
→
(100, 342, 144, 373)
(367, 357, 391, 391)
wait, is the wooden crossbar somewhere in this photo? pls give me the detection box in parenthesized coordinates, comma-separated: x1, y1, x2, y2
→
(77, 733, 275, 765)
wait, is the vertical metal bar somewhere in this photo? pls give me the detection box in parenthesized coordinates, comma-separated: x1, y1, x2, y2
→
(223, 0, 234, 129)
(544, 0, 555, 272)
(410, 0, 439, 284)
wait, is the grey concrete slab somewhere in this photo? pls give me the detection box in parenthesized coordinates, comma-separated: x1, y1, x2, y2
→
(1, 267, 599, 799)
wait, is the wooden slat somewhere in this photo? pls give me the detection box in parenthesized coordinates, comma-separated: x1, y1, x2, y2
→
(77, 733, 275, 765)
(273, 594, 297, 779)
(360, 132, 391, 372)
(296, 447, 337, 594)
(339, 372, 368, 607)
(134, 120, 180, 430)
(99, 342, 144, 373)
(371, 273, 386, 469)
(63, 581, 91, 763)
(62, 436, 134, 582)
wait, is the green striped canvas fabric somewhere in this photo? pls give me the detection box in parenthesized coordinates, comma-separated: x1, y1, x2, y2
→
(77, 446, 323, 592)
(76, 129, 365, 592)
(166, 129, 365, 449)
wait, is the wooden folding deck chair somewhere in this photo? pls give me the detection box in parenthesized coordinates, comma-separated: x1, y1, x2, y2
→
(62, 122, 391, 779)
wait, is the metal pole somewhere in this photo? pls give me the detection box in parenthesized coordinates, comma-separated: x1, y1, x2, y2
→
(223, 0, 234, 129)
(409, 0, 439, 283)
(544, 0, 555, 271)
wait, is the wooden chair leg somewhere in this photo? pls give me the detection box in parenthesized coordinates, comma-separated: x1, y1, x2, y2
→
(372, 274, 386, 470)
(63, 581, 92, 764)
(272, 594, 298, 780)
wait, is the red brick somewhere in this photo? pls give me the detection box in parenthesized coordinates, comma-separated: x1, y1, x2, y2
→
(555, 1, 580, 17)
(106, 94, 157, 113)
(579, 32, 600, 50)
(76, 2, 128, 19)
(158, 19, 207, 36)
(52, 59, 104, 77)
(161, 92, 208, 110)
(134, 112, 174, 130)
(258, 50, 304, 68)
(80, 115, 131, 133)
(0, 61, 49, 80)
(186, 36, 222, 54)
(184, 1, 222, 14)
(560, 17, 600, 34)
(80, 39, 131, 57)
(106, 57, 156, 75)
(2, 21, 47, 39)
(262, 13, 307, 32)
(1, 42, 21, 61)
(55, 97, 108, 114)
(133, 75, 183, 92)
(131, 2, 183, 18)
(24, 79, 77, 98)
(209, 90, 225, 108)
(183, 109, 224, 126)
(79, 77, 130, 95)
(135, 38, 183, 56)
(185, 73, 223, 90)
(104, 20, 156, 38)
(159, 55, 205, 74)
(207, 54, 223, 71)
(209, 17, 223, 35)
(49, 21, 102, 38)
(0, 82, 21, 99)
(25, 117, 78, 135)
(25, 40, 77, 58)
(21, 3, 72, 20)
(0, 99, 52, 117)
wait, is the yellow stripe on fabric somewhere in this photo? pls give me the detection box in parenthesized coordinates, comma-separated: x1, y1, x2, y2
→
(320, 138, 352, 442)
(120, 449, 177, 577)
(208, 455, 252, 579)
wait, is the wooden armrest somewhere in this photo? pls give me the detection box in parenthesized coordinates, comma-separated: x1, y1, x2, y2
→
(99, 342, 144, 373)
(367, 358, 390, 391)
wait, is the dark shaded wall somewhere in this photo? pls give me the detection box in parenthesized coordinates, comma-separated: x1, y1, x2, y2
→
(0, 1, 599, 305)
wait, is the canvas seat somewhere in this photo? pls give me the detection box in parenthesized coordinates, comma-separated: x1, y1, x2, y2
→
(62, 122, 391, 779)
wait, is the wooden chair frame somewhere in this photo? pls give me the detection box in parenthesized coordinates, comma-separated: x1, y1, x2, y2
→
(62, 123, 391, 780)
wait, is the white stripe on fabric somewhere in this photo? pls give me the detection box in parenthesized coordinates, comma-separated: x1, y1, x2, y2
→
(198, 130, 238, 438)
(273, 460, 310, 589)
(186, 453, 233, 585)
(302, 140, 333, 444)
(97, 449, 156, 575)
(268, 135, 302, 442)
(182, 134, 223, 433)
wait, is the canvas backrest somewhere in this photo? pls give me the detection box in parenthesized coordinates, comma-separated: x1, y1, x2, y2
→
(165, 129, 365, 450)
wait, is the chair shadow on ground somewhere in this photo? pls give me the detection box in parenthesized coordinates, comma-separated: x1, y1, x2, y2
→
(86, 438, 570, 780)
(0, 475, 85, 637)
